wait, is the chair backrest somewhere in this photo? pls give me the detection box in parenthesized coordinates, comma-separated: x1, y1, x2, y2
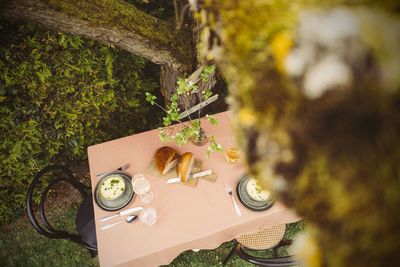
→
(236, 224, 287, 250)
(26, 165, 96, 251)
(232, 224, 302, 266)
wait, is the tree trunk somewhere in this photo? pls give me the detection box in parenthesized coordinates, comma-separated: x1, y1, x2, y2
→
(160, 64, 184, 104)
(160, 64, 217, 113)
(0, 0, 193, 73)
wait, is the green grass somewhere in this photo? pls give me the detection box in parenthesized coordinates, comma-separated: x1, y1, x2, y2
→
(0, 205, 304, 267)
(0, 204, 99, 267)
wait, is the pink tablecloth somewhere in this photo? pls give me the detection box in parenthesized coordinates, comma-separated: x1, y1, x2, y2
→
(88, 111, 300, 267)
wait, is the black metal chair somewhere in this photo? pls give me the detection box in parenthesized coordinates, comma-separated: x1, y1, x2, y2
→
(223, 224, 301, 266)
(26, 165, 97, 257)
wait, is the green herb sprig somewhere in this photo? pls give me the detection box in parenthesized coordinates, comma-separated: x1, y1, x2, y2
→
(145, 66, 222, 157)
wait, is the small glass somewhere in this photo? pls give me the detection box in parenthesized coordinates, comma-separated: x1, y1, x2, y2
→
(132, 174, 153, 203)
(225, 147, 240, 164)
(225, 136, 241, 164)
(140, 207, 157, 225)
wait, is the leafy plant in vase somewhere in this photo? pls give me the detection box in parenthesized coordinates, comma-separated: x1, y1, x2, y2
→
(145, 65, 222, 157)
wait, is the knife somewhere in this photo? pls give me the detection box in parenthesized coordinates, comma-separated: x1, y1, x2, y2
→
(166, 170, 212, 184)
(99, 206, 143, 222)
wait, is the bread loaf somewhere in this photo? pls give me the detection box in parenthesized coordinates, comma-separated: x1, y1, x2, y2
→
(176, 152, 195, 182)
(154, 146, 179, 175)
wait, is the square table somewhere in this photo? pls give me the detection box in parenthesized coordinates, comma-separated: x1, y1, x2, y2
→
(88, 111, 300, 267)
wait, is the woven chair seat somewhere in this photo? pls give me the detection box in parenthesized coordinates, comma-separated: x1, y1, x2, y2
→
(236, 224, 286, 250)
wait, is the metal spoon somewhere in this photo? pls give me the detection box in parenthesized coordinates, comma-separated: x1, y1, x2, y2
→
(100, 214, 137, 230)
(96, 164, 130, 178)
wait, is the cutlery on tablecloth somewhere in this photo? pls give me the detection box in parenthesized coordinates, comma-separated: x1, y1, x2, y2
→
(166, 170, 212, 184)
(99, 206, 143, 222)
(101, 214, 138, 230)
(96, 164, 130, 178)
(224, 181, 242, 216)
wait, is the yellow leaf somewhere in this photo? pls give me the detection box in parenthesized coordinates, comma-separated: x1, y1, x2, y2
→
(239, 108, 256, 127)
(270, 31, 292, 73)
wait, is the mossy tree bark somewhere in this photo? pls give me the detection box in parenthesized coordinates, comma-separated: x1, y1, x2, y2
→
(0, 0, 195, 103)
(197, 1, 400, 266)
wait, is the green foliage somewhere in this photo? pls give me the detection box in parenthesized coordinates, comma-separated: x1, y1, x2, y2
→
(206, 114, 219, 126)
(200, 65, 216, 82)
(207, 136, 222, 158)
(145, 66, 222, 157)
(0, 22, 162, 224)
(145, 92, 157, 105)
(125, 0, 175, 20)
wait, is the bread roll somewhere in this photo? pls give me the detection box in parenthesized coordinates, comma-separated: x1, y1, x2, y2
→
(176, 152, 195, 182)
(154, 146, 179, 175)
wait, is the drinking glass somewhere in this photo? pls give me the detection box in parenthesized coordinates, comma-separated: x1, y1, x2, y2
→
(140, 207, 157, 225)
(225, 136, 241, 164)
(132, 174, 153, 203)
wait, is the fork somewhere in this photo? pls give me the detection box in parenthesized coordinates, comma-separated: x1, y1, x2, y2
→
(224, 181, 242, 216)
(96, 164, 129, 178)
